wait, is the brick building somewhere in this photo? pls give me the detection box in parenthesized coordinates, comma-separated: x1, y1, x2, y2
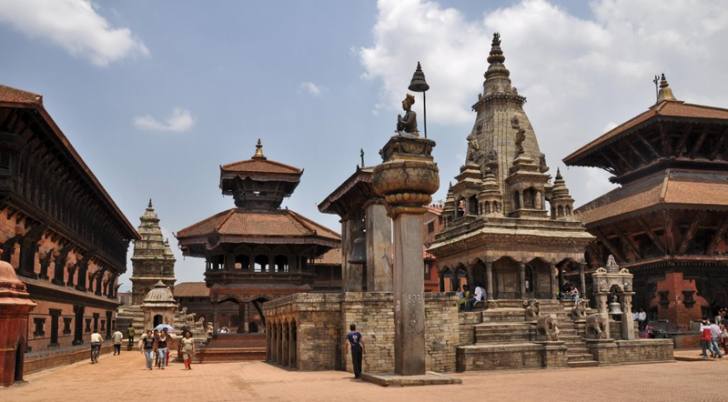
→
(0, 84, 138, 372)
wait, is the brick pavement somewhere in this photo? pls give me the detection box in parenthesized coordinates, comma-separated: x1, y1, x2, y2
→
(2, 350, 727, 402)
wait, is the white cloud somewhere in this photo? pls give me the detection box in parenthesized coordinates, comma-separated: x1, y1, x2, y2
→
(0, 0, 149, 66)
(133, 108, 195, 133)
(300, 81, 322, 96)
(360, 0, 728, 205)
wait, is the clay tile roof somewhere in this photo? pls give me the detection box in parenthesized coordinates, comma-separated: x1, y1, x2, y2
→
(0, 84, 43, 105)
(173, 282, 209, 298)
(312, 248, 342, 265)
(576, 171, 728, 225)
(221, 159, 302, 176)
(176, 209, 340, 243)
(564, 100, 728, 165)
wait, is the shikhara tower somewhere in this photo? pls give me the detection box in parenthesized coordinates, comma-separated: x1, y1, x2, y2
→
(129, 199, 176, 305)
(430, 33, 593, 301)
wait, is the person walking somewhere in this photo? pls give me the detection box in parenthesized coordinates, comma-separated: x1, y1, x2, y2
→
(346, 323, 365, 379)
(637, 309, 647, 332)
(700, 319, 716, 359)
(157, 329, 169, 369)
(127, 324, 135, 351)
(90, 329, 103, 364)
(152, 329, 160, 368)
(181, 331, 195, 370)
(709, 320, 723, 358)
(112, 328, 124, 355)
(139, 330, 155, 370)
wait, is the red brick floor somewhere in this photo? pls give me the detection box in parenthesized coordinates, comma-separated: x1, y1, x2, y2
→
(2, 350, 727, 402)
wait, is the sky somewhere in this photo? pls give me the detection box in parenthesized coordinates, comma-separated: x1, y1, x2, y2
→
(1, 0, 727, 289)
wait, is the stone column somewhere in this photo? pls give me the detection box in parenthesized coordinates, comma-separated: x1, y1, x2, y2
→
(622, 293, 636, 340)
(341, 219, 364, 291)
(518, 262, 526, 299)
(224, 253, 234, 271)
(268, 255, 276, 272)
(485, 260, 494, 301)
(579, 264, 587, 296)
(550, 262, 557, 299)
(365, 202, 392, 292)
(372, 134, 438, 376)
(558, 265, 565, 292)
(598, 293, 610, 338)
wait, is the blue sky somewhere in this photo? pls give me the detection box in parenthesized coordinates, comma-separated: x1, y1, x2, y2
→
(1, 0, 727, 288)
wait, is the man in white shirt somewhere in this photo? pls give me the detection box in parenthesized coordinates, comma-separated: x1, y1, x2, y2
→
(111, 328, 124, 355)
(90, 330, 104, 364)
(637, 309, 647, 331)
(473, 285, 485, 309)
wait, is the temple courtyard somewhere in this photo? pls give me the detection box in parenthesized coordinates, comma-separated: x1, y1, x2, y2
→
(2, 351, 726, 402)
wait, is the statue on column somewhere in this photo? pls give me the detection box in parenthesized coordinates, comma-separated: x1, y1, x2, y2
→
(396, 94, 418, 135)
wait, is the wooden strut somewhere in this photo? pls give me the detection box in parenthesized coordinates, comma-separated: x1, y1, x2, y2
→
(638, 217, 666, 255)
(658, 122, 672, 156)
(675, 124, 693, 157)
(689, 127, 709, 158)
(636, 131, 661, 158)
(594, 229, 626, 263)
(626, 140, 648, 165)
(618, 228, 642, 261)
(709, 127, 728, 160)
(707, 217, 728, 255)
(677, 212, 704, 255)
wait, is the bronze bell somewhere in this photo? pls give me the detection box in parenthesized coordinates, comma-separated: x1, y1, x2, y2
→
(348, 235, 366, 264)
(609, 301, 623, 315)
(408, 62, 430, 92)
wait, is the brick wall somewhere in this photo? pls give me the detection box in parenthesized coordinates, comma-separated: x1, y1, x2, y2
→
(265, 291, 459, 373)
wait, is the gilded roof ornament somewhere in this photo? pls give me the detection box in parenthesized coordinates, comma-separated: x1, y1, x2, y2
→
(656, 73, 677, 103)
(253, 138, 266, 160)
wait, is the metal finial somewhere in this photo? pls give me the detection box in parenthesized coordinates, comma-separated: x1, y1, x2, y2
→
(360, 148, 365, 168)
(148, 198, 153, 208)
(253, 138, 266, 159)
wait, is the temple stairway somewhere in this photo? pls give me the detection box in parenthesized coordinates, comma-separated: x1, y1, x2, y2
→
(538, 300, 598, 367)
(458, 299, 598, 371)
(196, 333, 267, 363)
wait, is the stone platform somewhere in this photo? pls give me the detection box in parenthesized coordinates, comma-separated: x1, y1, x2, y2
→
(361, 371, 462, 387)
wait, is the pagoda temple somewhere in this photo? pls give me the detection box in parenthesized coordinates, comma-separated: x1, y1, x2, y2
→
(176, 140, 340, 333)
(429, 33, 594, 301)
(564, 75, 728, 331)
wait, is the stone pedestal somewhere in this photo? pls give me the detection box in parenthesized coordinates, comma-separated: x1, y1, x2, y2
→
(372, 134, 439, 377)
(535, 341, 567, 368)
(0, 261, 36, 387)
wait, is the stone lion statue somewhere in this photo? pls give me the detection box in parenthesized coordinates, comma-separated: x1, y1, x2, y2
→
(571, 299, 588, 320)
(586, 314, 608, 339)
(537, 314, 560, 341)
(524, 299, 540, 321)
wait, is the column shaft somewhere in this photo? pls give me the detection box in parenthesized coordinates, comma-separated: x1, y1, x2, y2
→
(392, 213, 425, 375)
(485, 261, 494, 300)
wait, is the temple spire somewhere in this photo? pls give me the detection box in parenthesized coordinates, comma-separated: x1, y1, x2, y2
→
(483, 32, 514, 97)
(252, 138, 266, 160)
(657, 73, 677, 103)
(148, 198, 153, 208)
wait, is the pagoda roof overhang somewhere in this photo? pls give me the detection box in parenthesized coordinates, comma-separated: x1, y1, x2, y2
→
(317, 167, 377, 217)
(564, 100, 728, 168)
(176, 208, 340, 255)
(576, 169, 728, 227)
(219, 159, 302, 192)
(0, 84, 139, 241)
(619, 255, 728, 274)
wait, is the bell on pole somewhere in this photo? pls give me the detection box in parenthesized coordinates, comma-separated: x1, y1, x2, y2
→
(408, 62, 430, 138)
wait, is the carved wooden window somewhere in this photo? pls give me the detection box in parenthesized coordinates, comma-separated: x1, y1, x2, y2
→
(33, 317, 46, 337)
(658, 290, 670, 307)
(63, 317, 73, 334)
(682, 290, 696, 308)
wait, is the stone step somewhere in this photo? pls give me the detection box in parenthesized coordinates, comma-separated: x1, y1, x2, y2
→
(567, 352, 594, 361)
(567, 360, 599, 368)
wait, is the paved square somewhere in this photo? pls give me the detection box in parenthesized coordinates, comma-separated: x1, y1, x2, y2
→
(2, 351, 727, 402)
